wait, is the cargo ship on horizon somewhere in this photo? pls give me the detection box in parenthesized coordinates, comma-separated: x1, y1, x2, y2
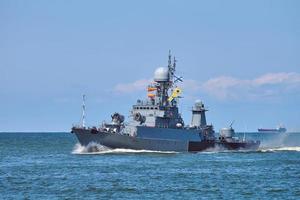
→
(258, 125, 287, 133)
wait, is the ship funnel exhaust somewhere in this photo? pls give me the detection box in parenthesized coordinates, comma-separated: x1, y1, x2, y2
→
(190, 100, 207, 128)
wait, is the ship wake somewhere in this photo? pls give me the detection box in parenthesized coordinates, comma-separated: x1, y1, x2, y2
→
(72, 142, 178, 154)
(71, 142, 300, 154)
(198, 146, 300, 153)
(258, 133, 300, 152)
(258, 146, 300, 152)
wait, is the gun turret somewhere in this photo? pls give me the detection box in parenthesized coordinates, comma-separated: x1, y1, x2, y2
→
(111, 113, 125, 125)
(134, 112, 146, 124)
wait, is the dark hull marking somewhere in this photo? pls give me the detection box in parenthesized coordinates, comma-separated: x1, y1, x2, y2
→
(216, 141, 260, 151)
(188, 141, 215, 152)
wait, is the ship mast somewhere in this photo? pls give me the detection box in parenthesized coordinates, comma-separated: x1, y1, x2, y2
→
(167, 51, 182, 106)
(81, 94, 86, 128)
(168, 50, 175, 85)
(151, 51, 182, 106)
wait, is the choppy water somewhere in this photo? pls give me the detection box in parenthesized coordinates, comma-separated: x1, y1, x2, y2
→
(1, 132, 300, 199)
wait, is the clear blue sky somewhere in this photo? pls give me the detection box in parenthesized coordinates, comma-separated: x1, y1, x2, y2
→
(1, 0, 299, 132)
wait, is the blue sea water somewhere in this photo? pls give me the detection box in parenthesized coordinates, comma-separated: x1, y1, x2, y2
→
(0, 132, 300, 199)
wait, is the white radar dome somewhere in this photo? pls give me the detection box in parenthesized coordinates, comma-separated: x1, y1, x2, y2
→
(154, 67, 169, 82)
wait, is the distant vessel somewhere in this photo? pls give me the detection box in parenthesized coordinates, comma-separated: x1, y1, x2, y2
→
(258, 125, 287, 133)
(71, 52, 260, 152)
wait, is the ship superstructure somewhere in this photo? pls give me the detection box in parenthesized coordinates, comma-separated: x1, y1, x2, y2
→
(71, 52, 260, 152)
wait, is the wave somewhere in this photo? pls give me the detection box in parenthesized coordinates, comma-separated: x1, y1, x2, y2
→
(72, 142, 178, 154)
(259, 146, 300, 152)
(72, 142, 300, 155)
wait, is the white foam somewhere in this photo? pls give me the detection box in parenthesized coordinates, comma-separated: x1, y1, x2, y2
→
(72, 142, 300, 154)
(72, 142, 178, 154)
(72, 142, 110, 154)
(259, 146, 300, 152)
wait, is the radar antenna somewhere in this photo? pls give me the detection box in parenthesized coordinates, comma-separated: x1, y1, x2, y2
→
(229, 120, 235, 128)
(168, 51, 182, 84)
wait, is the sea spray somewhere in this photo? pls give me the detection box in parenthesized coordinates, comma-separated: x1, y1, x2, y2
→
(72, 142, 111, 154)
(259, 133, 290, 148)
(72, 142, 178, 154)
(259, 146, 300, 152)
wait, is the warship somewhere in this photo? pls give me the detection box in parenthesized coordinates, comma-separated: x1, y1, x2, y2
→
(71, 52, 260, 152)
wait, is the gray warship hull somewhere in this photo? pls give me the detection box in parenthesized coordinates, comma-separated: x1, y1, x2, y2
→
(71, 52, 260, 152)
(72, 127, 260, 152)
